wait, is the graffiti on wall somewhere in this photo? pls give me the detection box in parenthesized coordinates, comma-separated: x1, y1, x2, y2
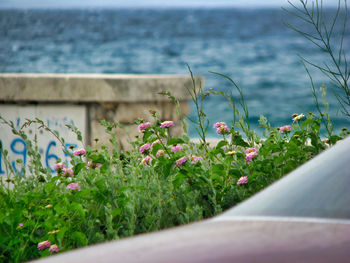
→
(0, 105, 86, 176)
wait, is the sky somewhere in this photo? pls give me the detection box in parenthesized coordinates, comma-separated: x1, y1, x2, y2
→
(0, 0, 340, 9)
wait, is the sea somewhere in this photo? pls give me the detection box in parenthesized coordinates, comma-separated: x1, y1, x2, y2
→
(0, 8, 349, 137)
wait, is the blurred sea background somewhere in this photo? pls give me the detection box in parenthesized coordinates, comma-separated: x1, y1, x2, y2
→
(0, 7, 349, 137)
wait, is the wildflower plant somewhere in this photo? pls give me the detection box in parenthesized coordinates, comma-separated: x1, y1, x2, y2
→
(0, 3, 349, 262)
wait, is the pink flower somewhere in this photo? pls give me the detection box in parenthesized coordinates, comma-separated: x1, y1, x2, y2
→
(156, 150, 165, 157)
(66, 183, 81, 191)
(171, 145, 183, 153)
(216, 126, 230, 135)
(151, 139, 162, 147)
(237, 176, 248, 185)
(18, 223, 23, 227)
(141, 156, 152, 166)
(245, 148, 258, 164)
(49, 244, 59, 253)
(190, 155, 203, 164)
(62, 168, 74, 177)
(38, 240, 51, 250)
(160, 121, 174, 128)
(279, 125, 291, 134)
(139, 143, 151, 154)
(213, 122, 226, 128)
(54, 162, 66, 171)
(86, 161, 102, 169)
(138, 122, 151, 132)
(175, 156, 187, 167)
(73, 149, 86, 156)
(214, 122, 230, 135)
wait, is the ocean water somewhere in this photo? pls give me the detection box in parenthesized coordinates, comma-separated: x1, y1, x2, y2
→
(0, 8, 349, 137)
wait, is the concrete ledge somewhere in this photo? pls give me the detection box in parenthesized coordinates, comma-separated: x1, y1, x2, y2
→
(0, 73, 204, 150)
(0, 73, 202, 103)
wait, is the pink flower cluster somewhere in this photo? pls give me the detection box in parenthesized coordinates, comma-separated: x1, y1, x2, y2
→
(86, 161, 102, 169)
(73, 149, 86, 156)
(190, 155, 203, 164)
(38, 241, 59, 253)
(175, 156, 187, 168)
(151, 139, 162, 147)
(54, 162, 66, 172)
(171, 145, 183, 153)
(213, 122, 230, 135)
(49, 244, 59, 253)
(38, 240, 51, 250)
(279, 125, 291, 134)
(160, 121, 174, 128)
(62, 168, 74, 177)
(141, 156, 152, 166)
(237, 176, 248, 185)
(245, 148, 258, 164)
(66, 183, 81, 191)
(156, 150, 165, 157)
(139, 143, 151, 154)
(138, 122, 151, 132)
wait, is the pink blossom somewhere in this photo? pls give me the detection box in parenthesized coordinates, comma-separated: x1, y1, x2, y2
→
(216, 126, 230, 135)
(138, 122, 151, 132)
(213, 122, 226, 128)
(190, 155, 203, 164)
(54, 163, 66, 171)
(214, 122, 230, 135)
(18, 223, 23, 227)
(139, 143, 151, 154)
(141, 156, 152, 166)
(245, 148, 258, 164)
(73, 149, 86, 156)
(62, 168, 74, 177)
(171, 145, 183, 153)
(86, 161, 102, 169)
(160, 121, 174, 128)
(237, 176, 248, 185)
(49, 244, 59, 253)
(156, 150, 165, 157)
(66, 183, 81, 191)
(38, 240, 51, 250)
(175, 156, 187, 167)
(151, 139, 162, 147)
(279, 125, 291, 134)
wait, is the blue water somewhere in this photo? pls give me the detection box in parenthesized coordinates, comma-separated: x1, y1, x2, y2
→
(0, 8, 349, 137)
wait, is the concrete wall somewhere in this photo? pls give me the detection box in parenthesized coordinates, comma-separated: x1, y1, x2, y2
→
(0, 74, 203, 150)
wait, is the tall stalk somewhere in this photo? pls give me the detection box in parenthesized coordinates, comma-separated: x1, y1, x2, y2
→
(283, 0, 350, 117)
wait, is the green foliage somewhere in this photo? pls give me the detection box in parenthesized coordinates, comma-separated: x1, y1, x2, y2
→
(0, 94, 347, 262)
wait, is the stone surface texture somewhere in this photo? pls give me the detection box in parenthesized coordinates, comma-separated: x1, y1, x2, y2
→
(0, 74, 202, 150)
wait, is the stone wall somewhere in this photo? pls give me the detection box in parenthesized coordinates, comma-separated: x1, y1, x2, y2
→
(0, 74, 203, 150)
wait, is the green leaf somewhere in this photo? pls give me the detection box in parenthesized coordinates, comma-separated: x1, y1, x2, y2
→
(73, 162, 86, 175)
(329, 135, 342, 145)
(71, 203, 85, 220)
(232, 134, 249, 147)
(173, 173, 187, 188)
(112, 208, 122, 217)
(167, 138, 185, 145)
(72, 231, 88, 246)
(212, 164, 225, 177)
(216, 140, 228, 149)
(57, 226, 67, 244)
